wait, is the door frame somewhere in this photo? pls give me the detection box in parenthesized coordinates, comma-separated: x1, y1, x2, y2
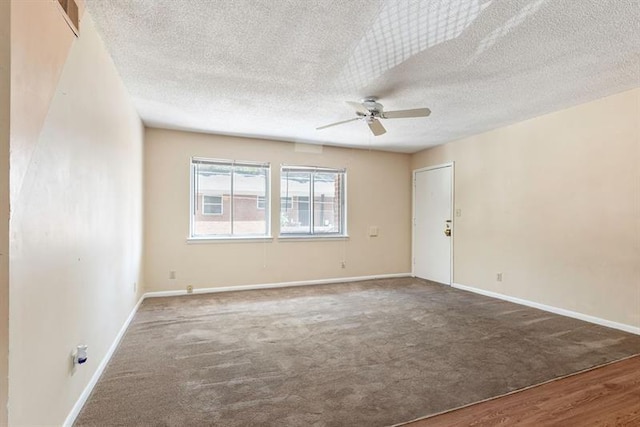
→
(412, 162, 455, 285)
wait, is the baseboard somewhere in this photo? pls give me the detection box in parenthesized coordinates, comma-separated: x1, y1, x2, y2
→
(62, 295, 145, 427)
(452, 282, 640, 335)
(144, 273, 413, 298)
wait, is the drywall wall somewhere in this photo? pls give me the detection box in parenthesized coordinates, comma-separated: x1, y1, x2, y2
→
(144, 129, 411, 291)
(9, 2, 144, 425)
(0, 1, 10, 424)
(412, 88, 640, 329)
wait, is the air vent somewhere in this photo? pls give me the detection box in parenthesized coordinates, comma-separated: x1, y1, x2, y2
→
(56, 0, 79, 36)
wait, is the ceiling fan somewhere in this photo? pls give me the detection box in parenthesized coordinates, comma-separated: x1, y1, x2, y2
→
(317, 97, 431, 136)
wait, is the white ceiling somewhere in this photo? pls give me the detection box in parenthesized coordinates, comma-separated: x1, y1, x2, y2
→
(86, 0, 639, 153)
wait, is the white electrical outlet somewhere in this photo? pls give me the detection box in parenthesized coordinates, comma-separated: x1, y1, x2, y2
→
(72, 345, 88, 366)
(169, 270, 176, 280)
(456, 208, 462, 217)
(496, 272, 503, 282)
(341, 261, 346, 269)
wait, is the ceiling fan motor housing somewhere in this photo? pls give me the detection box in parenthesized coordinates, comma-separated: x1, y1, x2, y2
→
(362, 97, 384, 116)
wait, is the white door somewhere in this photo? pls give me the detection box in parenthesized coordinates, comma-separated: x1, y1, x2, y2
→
(413, 165, 453, 284)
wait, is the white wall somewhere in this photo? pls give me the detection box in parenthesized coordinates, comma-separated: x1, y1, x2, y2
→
(0, 0, 10, 424)
(144, 128, 412, 291)
(9, 2, 144, 425)
(412, 89, 640, 329)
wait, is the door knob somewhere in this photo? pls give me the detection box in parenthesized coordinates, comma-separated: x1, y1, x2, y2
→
(444, 228, 451, 237)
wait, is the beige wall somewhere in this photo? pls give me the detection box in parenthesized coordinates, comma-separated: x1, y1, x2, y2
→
(412, 88, 640, 328)
(144, 129, 411, 291)
(0, 1, 10, 424)
(9, 3, 144, 425)
(9, 0, 81, 207)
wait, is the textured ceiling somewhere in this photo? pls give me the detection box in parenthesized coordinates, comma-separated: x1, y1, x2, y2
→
(86, 0, 639, 153)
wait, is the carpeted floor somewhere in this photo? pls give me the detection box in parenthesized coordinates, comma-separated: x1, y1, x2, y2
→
(75, 278, 640, 426)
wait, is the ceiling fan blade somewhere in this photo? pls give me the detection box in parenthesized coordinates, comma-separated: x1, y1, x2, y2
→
(383, 108, 431, 119)
(346, 101, 369, 115)
(367, 119, 386, 136)
(316, 117, 360, 130)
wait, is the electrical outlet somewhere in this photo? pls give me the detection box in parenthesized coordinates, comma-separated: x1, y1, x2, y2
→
(341, 261, 346, 269)
(72, 345, 88, 366)
(496, 272, 503, 282)
(456, 208, 462, 217)
(169, 270, 176, 280)
(186, 285, 193, 294)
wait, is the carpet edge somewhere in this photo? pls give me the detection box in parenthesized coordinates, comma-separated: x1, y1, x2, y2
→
(452, 282, 640, 335)
(391, 353, 640, 427)
(143, 272, 414, 298)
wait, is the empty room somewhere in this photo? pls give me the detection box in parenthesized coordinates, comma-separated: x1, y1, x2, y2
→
(1, 0, 639, 426)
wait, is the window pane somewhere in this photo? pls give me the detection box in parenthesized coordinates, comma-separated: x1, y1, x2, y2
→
(281, 196, 292, 210)
(191, 159, 270, 238)
(313, 172, 341, 234)
(281, 171, 311, 234)
(233, 166, 267, 235)
(194, 164, 231, 236)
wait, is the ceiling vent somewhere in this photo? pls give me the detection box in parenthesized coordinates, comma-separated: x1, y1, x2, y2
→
(56, 0, 79, 36)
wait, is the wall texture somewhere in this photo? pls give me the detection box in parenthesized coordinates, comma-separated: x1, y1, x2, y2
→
(9, 3, 144, 425)
(144, 129, 412, 291)
(412, 88, 640, 329)
(0, 1, 10, 424)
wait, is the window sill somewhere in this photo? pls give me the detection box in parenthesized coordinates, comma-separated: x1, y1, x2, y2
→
(278, 235, 349, 241)
(187, 236, 274, 244)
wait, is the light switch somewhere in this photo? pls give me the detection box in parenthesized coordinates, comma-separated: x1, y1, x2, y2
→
(455, 209, 462, 217)
(368, 226, 379, 237)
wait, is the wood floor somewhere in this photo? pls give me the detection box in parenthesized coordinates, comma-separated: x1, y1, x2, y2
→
(404, 355, 640, 426)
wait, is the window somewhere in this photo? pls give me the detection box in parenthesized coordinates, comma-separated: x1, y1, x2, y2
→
(203, 195, 222, 215)
(280, 166, 346, 236)
(191, 158, 270, 238)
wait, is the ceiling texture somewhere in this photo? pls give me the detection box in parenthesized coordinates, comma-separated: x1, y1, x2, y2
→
(86, 0, 639, 153)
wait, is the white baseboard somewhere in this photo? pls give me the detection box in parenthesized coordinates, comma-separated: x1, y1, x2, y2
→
(452, 282, 640, 335)
(63, 295, 145, 427)
(144, 273, 412, 298)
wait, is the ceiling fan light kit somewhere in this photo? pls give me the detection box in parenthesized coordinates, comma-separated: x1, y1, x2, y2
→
(317, 97, 431, 136)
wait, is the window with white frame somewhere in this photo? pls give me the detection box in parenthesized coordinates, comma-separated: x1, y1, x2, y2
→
(280, 166, 346, 236)
(191, 158, 270, 238)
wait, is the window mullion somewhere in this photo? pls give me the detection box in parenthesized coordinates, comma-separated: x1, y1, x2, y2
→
(230, 166, 235, 235)
(310, 172, 315, 235)
(191, 163, 197, 237)
(265, 168, 270, 236)
(195, 163, 199, 214)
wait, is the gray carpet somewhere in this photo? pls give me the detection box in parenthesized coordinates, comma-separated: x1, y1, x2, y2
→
(75, 278, 640, 426)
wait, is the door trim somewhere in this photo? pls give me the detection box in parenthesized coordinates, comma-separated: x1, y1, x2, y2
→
(412, 162, 455, 285)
